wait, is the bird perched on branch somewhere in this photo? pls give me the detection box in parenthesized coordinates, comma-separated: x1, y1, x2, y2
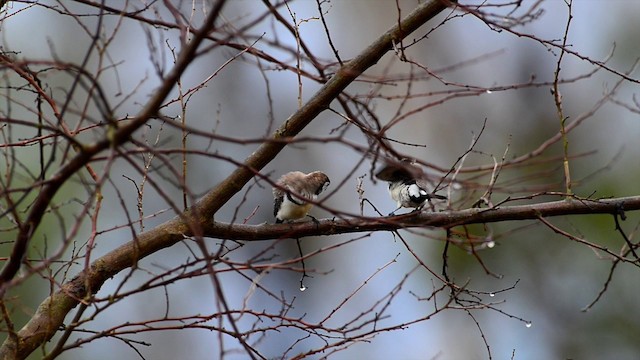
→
(375, 158, 446, 215)
(273, 171, 330, 223)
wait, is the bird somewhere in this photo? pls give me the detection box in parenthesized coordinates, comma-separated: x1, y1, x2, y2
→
(273, 171, 330, 223)
(375, 158, 446, 215)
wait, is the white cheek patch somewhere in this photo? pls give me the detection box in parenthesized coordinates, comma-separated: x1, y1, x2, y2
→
(407, 184, 426, 198)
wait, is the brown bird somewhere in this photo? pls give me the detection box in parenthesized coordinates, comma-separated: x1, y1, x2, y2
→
(273, 171, 330, 223)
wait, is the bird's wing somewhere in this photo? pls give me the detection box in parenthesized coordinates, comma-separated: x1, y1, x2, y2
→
(375, 159, 424, 182)
(273, 188, 284, 217)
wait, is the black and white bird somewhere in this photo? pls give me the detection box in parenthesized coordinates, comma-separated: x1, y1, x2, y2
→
(273, 171, 330, 223)
(375, 159, 446, 215)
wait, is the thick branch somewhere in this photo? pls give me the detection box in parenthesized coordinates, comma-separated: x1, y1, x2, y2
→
(207, 196, 640, 240)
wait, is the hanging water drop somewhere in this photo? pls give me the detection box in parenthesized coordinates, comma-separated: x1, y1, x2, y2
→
(489, 293, 495, 297)
(299, 285, 307, 292)
(486, 89, 493, 94)
(525, 322, 532, 328)
(486, 241, 495, 249)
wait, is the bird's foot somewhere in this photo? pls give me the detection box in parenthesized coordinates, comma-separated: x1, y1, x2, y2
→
(306, 215, 320, 228)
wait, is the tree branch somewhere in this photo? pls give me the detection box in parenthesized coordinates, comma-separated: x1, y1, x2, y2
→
(206, 196, 640, 240)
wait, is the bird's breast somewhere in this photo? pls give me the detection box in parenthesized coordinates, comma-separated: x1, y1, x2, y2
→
(277, 199, 313, 220)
